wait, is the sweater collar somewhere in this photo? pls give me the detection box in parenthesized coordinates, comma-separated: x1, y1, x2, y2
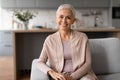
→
(57, 30, 74, 41)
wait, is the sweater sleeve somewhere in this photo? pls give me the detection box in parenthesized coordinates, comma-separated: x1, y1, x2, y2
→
(37, 36, 52, 74)
(70, 39, 92, 79)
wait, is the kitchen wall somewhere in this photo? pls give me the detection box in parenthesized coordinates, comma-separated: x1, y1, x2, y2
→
(0, 3, 2, 28)
(0, 8, 111, 30)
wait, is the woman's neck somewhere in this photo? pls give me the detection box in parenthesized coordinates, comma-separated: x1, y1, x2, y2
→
(59, 29, 72, 41)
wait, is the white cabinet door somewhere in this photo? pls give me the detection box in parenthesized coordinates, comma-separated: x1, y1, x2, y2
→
(1, 0, 16, 8)
(35, 0, 65, 9)
(1, 0, 110, 8)
(0, 31, 13, 56)
(0, 43, 13, 56)
(84, 0, 110, 8)
(112, 0, 120, 6)
(1, 31, 13, 43)
(16, 0, 36, 8)
(66, 0, 84, 8)
(36, 0, 84, 9)
(0, 32, 2, 43)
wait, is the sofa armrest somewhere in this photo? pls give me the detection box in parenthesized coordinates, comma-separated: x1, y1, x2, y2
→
(30, 59, 49, 80)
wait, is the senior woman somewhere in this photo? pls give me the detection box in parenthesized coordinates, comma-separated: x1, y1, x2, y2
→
(37, 4, 98, 80)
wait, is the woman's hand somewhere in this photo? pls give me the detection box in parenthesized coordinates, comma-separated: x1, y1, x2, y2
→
(64, 73, 76, 80)
(48, 70, 66, 80)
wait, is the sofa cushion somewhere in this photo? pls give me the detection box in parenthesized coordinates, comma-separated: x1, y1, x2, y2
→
(89, 38, 120, 75)
(98, 73, 120, 80)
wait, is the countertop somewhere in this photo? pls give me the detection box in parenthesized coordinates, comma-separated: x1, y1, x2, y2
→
(12, 27, 120, 33)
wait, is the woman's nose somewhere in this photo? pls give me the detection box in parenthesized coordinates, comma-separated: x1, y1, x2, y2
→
(62, 17, 67, 23)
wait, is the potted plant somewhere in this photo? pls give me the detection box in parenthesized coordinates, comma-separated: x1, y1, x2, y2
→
(13, 10, 35, 30)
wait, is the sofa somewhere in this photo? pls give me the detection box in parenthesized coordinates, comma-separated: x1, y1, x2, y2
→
(30, 37, 120, 80)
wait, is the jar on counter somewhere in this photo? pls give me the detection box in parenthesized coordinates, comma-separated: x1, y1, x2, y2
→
(94, 15, 103, 27)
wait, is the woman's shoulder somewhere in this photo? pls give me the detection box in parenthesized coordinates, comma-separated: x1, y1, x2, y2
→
(44, 32, 58, 42)
(73, 30, 88, 39)
(47, 31, 58, 38)
(73, 30, 85, 35)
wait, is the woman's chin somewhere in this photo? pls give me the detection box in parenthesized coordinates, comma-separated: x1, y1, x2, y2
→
(61, 26, 68, 29)
(60, 28, 70, 31)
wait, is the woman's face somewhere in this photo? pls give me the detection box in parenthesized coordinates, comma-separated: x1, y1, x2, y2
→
(56, 9, 75, 31)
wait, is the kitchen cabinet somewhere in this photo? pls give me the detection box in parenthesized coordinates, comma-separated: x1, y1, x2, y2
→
(66, 0, 110, 8)
(83, 0, 110, 8)
(16, 0, 36, 8)
(36, 0, 65, 9)
(112, 0, 120, 6)
(0, 31, 13, 56)
(1, 0, 111, 8)
(66, 0, 84, 8)
(1, 0, 36, 8)
(1, 0, 16, 8)
(34, 0, 110, 8)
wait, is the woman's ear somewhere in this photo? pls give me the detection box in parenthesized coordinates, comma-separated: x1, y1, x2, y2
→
(72, 18, 76, 24)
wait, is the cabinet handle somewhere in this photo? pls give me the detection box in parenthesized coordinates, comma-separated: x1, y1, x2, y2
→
(4, 32, 11, 34)
(4, 45, 12, 47)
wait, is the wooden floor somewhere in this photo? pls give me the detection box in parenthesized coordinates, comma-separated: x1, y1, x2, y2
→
(0, 56, 30, 80)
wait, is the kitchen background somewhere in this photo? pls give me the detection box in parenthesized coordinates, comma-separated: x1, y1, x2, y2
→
(0, 0, 120, 56)
(0, 9, 110, 30)
(0, 0, 118, 56)
(1, 0, 120, 80)
(0, 0, 113, 30)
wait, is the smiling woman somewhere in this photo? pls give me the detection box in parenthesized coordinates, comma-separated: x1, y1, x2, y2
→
(37, 4, 98, 80)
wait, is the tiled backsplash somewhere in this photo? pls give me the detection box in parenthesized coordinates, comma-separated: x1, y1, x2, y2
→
(0, 8, 110, 30)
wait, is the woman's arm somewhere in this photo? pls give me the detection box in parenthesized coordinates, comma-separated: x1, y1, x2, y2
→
(37, 38, 52, 74)
(37, 37, 51, 74)
(37, 36, 66, 80)
(70, 41, 92, 80)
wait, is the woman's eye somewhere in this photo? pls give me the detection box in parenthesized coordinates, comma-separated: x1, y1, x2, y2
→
(59, 16, 63, 19)
(58, 15, 72, 20)
(66, 16, 72, 19)
(67, 16, 72, 19)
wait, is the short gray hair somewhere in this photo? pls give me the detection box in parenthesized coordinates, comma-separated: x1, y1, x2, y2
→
(56, 4, 76, 17)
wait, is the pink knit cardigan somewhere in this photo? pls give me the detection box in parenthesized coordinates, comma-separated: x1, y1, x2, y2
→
(38, 30, 98, 80)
